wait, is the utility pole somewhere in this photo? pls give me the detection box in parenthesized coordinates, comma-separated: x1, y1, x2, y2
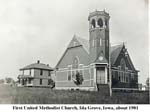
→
(109, 43, 112, 96)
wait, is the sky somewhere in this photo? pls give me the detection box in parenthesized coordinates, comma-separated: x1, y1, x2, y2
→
(0, 0, 148, 85)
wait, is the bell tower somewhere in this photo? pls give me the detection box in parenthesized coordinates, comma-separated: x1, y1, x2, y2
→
(88, 10, 110, 63)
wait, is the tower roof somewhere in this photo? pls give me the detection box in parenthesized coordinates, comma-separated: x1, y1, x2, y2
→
(88, 10, 110, 20)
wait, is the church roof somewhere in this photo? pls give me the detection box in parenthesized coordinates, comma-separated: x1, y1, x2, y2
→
(20, 60, 53, 71)
(75, 36, 89, 53)
(75, 36, 124, 65)
(110, 44, 123, 65)
(56, 36, 126, 68)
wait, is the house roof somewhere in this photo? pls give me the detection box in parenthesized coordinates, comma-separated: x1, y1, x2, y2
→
(20, 61, 53, 71)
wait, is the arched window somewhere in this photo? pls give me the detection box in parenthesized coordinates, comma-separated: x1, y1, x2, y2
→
(91, 19, 96, 28)
(120, 58, 126, 82)
(72, 57, 80, 81)
(120, 58, 126, 71)
(97, 18, 103, 27)
(72, 57, 79, 69)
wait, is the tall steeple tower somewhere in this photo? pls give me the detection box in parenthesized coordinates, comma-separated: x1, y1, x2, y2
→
(88, 10, 110, 63)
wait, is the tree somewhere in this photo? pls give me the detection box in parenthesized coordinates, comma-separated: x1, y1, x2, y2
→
(5, 77, 15, 86)
(48, 79, 55, 89)
(74, 71, 84, 86)
(5, 77, 14, 84)
(0, 79, 4, 84)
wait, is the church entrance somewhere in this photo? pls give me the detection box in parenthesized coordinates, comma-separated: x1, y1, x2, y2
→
(96, 67, 109, 92)
(96, 67, 105, 84)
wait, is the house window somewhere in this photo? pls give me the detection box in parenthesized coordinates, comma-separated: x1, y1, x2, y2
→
(40, 70, 43, 75)
(29, 70, 31, 75)
(22, 79, 25, 85)
(40, 79, 42, 85)
(48, 79, 51, 85)
(48, 71, 51, 76)
(28, 79, 31, 84)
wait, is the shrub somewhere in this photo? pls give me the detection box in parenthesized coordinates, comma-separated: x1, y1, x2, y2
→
(74, 71, 84, 86)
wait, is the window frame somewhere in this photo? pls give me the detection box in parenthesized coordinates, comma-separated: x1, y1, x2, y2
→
(48, 71, 51, 76)
(40, 69, 43, 76)
(91, 19, 96, 28)
(97, 18, 103, 27)
(40, 79, 42, 85)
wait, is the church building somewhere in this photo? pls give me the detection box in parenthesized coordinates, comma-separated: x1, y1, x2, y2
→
(55, 10, 139, 92)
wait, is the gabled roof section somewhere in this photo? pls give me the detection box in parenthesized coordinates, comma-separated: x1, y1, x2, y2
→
(95, 51, 108, 63)
(75, 36, 89, 54)
(55, 35, 89, 68)
(124, 50, 137, 71)
(110, 44, 137, 71)
(67, 35, 82, 48)
(68, 35, 89, 54)
(110, 44, 123, 65)
(20, 61, 53, 71)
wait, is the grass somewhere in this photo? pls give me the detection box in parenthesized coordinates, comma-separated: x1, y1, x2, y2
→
(0, 84, 149, 104)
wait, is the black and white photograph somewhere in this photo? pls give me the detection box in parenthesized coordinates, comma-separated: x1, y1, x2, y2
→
(0, 0, 149, 106)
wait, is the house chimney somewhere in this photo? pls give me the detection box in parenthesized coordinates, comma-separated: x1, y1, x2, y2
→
(37, 60, 40, 64)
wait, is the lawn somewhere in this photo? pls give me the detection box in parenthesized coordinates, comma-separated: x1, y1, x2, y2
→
(0, 84, 149, 104)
